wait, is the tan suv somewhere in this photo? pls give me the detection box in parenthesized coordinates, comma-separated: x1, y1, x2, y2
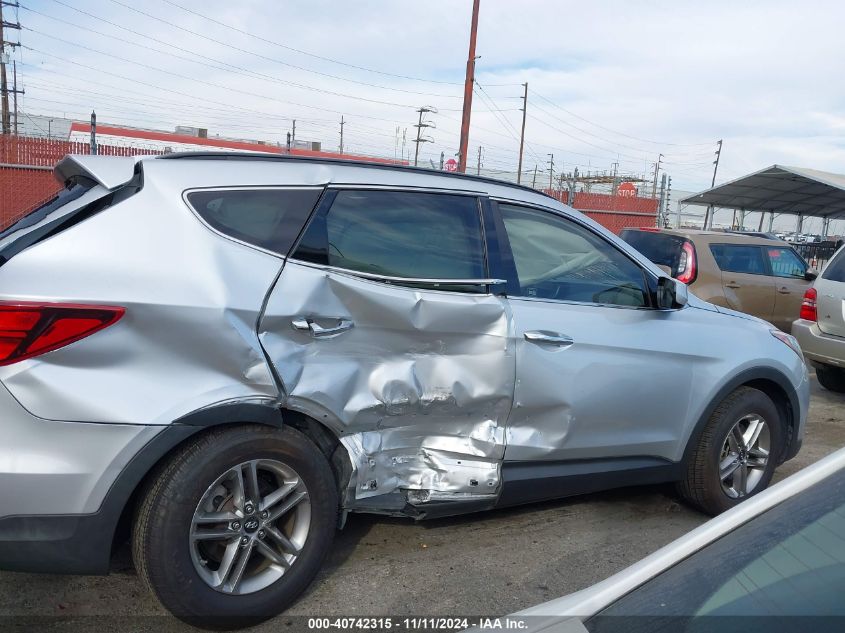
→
(621, 228, 816, 331)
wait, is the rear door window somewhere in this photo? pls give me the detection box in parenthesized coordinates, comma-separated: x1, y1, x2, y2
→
(766, 247, 807, 278)
(292, 189, 487, 291)
(619, 230, 685, 276)
(187, 188, 323, 256)
(710, 244, 767, 275)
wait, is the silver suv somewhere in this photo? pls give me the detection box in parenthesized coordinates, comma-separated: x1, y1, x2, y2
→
(793, 245, 845, 391)
(0, 153, 809, 627)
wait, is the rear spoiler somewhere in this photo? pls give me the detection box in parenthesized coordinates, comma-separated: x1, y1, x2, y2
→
(54, 154, 140, 191)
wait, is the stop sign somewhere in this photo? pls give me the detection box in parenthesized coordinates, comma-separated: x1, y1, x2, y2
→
(618, 182, 637, 197)
(444, 158, 458, 172)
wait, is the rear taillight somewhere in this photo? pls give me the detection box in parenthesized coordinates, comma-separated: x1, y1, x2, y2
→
(799, 287, 817, 322)
(676, 241, 697, 284)
(0, 302, 124, 366)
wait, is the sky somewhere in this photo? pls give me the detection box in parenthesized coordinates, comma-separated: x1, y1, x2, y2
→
(9, 0, 845, 232)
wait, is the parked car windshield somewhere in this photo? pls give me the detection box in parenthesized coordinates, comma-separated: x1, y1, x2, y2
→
(619, 230, 684, 277)
(587, 468, 845, 631)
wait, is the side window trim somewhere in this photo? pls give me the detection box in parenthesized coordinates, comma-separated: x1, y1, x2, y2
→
(491, 199, 655, 309)
(288, 187, 499, 292)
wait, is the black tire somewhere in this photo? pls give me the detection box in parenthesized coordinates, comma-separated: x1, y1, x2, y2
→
(677, 387, 783, 516)
(132, 424, 338, 629)
(816, 365, 845, 393)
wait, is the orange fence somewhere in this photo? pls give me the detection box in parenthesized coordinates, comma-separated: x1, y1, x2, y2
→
(1, 135, 162, 229)
(542, 189, 659, 233)
(2, 135, 659, 235)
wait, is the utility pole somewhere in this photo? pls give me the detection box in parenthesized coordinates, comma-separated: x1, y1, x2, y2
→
(286, 132, 291, 153)
(547, 153, 555, 191)
(1, 1, 23, 135)
(666, 175, 674, 228)
(532, 164, 538, 188)
(439, 151, 444, 170)
(457, 0, 480, 173)
(412, 106, 435, 167)
(291, 120, 296, 147)
(704, 139, 723, 229)
(611, 161, 619, 196)
(476, 145, 482, 175)
(651, 153, 663, 198)
(517, 81, 528, 184)
(339, 116, 345, 155)
(90, 110, 97, 155)
(658, 172, 667, 227)
(12, 58, 18, 134)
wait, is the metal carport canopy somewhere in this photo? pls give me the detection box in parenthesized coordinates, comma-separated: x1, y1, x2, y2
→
(680, 164, 845, 220)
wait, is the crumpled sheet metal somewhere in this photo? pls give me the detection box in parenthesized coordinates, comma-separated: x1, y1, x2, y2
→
(259, 261, 514, 508)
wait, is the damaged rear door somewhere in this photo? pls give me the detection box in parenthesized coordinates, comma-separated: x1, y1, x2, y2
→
(258, 188, 515, 515)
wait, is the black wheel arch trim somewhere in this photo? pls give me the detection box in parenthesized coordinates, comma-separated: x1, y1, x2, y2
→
(681, 366, 801, 469)
(0, 402, 285, 575)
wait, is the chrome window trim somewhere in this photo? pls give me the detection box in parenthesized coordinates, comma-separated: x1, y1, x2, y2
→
(181, 185, 326, 258)
(285, 258, 499, 295)
(506, 294, 658, 312)
(326, 183, 486, 196)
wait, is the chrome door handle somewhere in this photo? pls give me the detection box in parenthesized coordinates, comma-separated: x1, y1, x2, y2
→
(725, 282, 741, 289)
(524, 331, 574, 347)
(291, 317, 354, 338)
(777, 287, 790, 294)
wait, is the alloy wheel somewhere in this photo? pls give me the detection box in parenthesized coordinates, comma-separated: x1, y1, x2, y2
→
(718, 414, 770, 499)
(189, 459, 311, 595)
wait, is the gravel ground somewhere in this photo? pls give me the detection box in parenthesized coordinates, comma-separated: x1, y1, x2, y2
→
(1, 370, 843, 631)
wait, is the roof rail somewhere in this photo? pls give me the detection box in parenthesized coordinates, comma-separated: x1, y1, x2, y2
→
(155, 151, 554, 200)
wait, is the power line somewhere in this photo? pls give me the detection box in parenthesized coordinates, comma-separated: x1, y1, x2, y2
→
(158, 0, 463, 86)
(24, 27, 463, 111)
(529, 88, 715, 149)
(23, 46, 420, 125)
(28, 1, 463, 99)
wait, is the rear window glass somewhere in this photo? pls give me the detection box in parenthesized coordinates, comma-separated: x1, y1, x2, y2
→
(710, 244, 767, 275)
(620, 230, 684, 275)
(187, 188, 322, 256)
(823, 249, 845, 282)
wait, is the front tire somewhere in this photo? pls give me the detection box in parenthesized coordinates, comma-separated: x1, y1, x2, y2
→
(133, 424, 338, 629)
(677, 387, 783, 516)
(816, 365, 845, 393)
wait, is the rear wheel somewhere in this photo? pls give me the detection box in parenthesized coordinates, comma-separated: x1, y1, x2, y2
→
(816, 365, 845, 393)
(678, 387, 783, 515)
(133, 424, 337, 629)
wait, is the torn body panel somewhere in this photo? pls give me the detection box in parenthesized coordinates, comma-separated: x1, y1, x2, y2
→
(259, 260, 514, 514)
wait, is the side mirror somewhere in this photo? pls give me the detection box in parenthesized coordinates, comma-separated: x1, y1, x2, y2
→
(805, 269, 818, 281)
(656, 276, 688, 310)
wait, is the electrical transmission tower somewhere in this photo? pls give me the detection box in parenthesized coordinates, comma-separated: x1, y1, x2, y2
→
(412, 106, 436, 167)
(1, 1, 23, 135)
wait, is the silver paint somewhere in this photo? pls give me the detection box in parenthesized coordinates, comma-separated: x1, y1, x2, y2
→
(0, 154, 811, 521)
(259, 260, 513, 507)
